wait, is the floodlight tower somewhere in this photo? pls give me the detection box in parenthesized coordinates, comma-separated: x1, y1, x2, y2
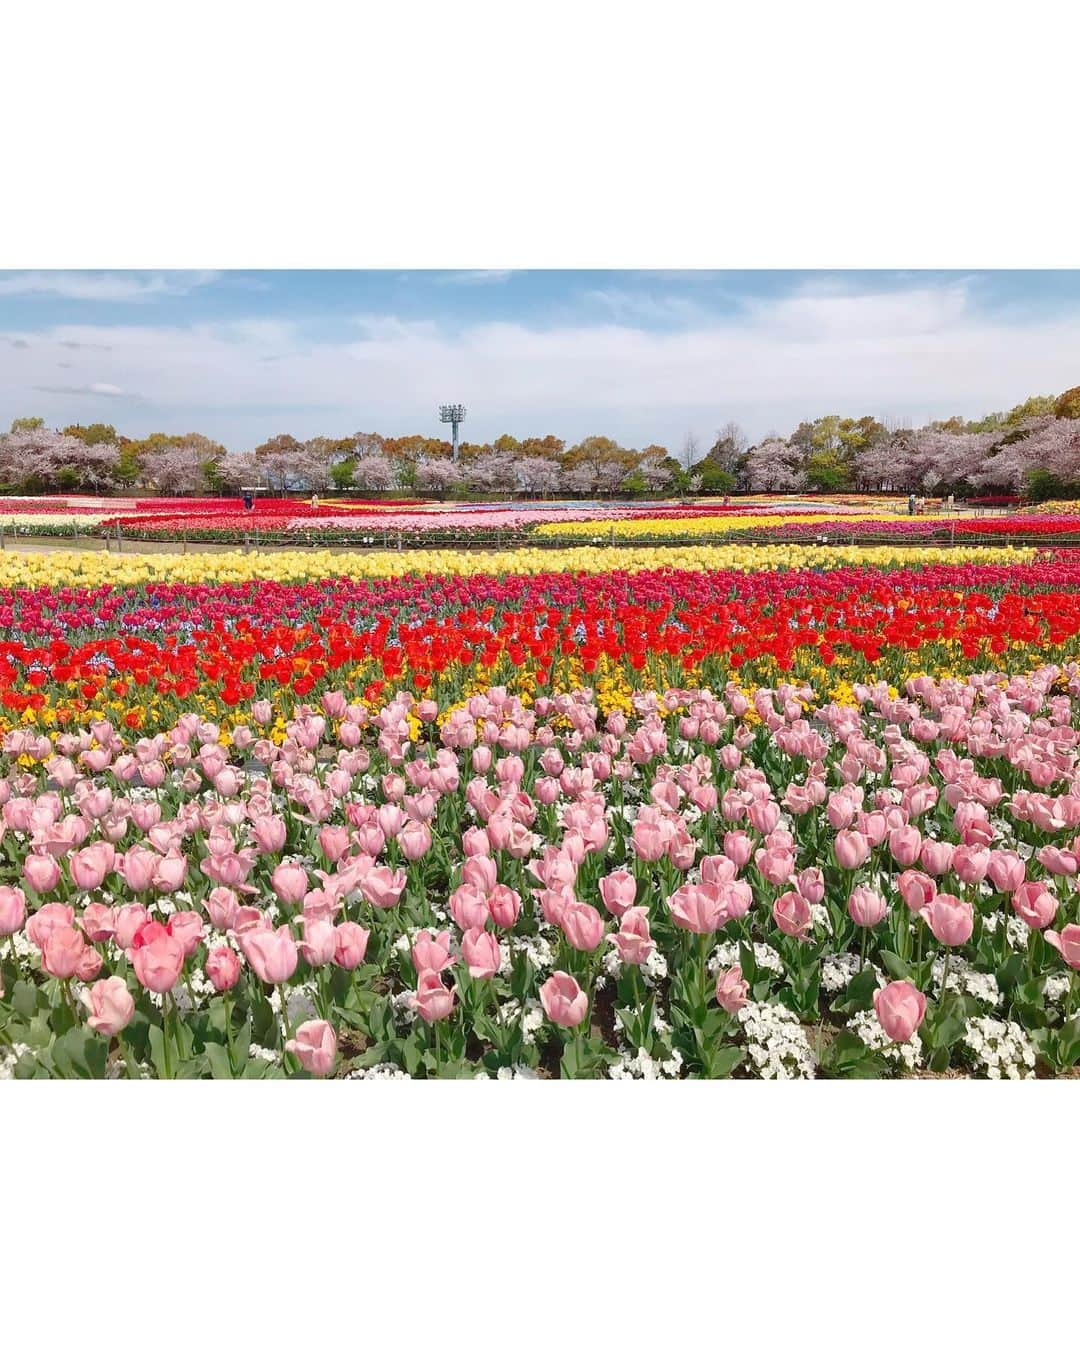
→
(439, 403, 466, 462)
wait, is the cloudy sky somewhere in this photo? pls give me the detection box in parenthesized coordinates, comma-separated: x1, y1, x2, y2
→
(1, 269, 1078, 451)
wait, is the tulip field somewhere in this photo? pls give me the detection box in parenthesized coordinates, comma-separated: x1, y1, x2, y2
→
(3, 515, 1080, 1078)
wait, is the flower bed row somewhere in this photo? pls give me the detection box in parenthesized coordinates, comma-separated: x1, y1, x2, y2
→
(2, 662, 1079, 1079)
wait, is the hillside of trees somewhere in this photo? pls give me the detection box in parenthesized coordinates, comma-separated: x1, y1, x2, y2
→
(3, 385, 1079, 499)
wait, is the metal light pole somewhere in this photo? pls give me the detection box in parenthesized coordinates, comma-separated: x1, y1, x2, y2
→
(439, 403, 466, 463)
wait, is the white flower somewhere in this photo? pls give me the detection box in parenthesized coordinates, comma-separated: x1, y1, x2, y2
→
(963, 1016, 1035, 1079)
(737, 1001, 816, 1079)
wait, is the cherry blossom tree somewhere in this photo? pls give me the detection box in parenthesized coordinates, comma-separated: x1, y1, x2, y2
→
(516, 456, 563, 496)
(415, 457, 463, 496)
(350, 453, 396, 492)
(745, 437, 806, 492)
(462, 451, 520, 494)
(140, 443, 207, 494)
(973, 417, 1080, 492)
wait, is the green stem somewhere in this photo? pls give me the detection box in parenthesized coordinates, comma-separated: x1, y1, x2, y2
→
(279, 984, 292, 1043)
(162, 999, 174, 1080)
(224, 992, 236, 1073)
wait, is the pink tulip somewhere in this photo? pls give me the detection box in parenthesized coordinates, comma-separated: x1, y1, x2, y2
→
(919, 839, 955, 876)
(539, 971, 588, 1028)
(252, 814, 287, 854)
(462, 855, 498, 895)
(1038, 845, 1079, 877)
(923, 893, 974, 947)
(23, 853, 61, 894)
(1011, 881, 1058, 930)
(834, 829, 870, 870)
(952, 845, 990, 886)
(204, 886, 240, 932)
(242, 925, 299, 984)
(1045, 925, 1080, 970)
(773, 890, 812, 939)
(205, 945, 241, 991)
(715, 964, 749, 1013)
(119, 845, 158, 893)
(317, 825, 351, 863)
(154, 850, 189, 892)
(42, 925, 87, 980)
(608, 906, 655, 965)
(411, 929, 456, 975)
(848, 885, 887, 928)
(986, 850, 1025, 893)
(333, 922, 370, 970)
(167, 911, 205, 956)
(897, 869, 936, 913)
(487, 884, 522, 930)
(462, 927, 501, 979)
(888, 826, 922, 867)
(359, 866, 406, 910)
(412, 970, 456, 1023)
(748, 799, 780, 834)
(598, 870, 637, 917)
(723, 831, 753, 868)
(755, 844, 795, 887)
(286, 1019, 337, 1076)
(873, 980, 927, 1042)
(398, 820, 432, 861)
(271, 862, 309, 906)
(0, 885, 26, 936)
(299, 918, 338, 968)
(668, 883, 725, 935)
(562, 901, 605, 952)
(132, 933, 186, 993)
(796, 867, 825, 904)
(79, 901, 116, 944)
(113, 902, 150, 950)
(449, 883, 490, 931)
(26, 901, 76, 950)
(632, 819, 667, 863)
(87, 975, 136, 1036)
(68, 842, 115, 891)
(76, 946, 103, 981)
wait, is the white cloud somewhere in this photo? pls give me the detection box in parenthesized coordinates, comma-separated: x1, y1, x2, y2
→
(0, 271, 220, 302)
(437, 270, 513, 285)
(584, 288, 710, 325)
(32, 380, 127, 397)
(2, 279, 1078, 449)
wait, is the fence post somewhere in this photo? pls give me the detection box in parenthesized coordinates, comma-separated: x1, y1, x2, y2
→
(0, 524, 5, 550)
(115, 519, 122, 554)
(182, 531, 188, 555)
(398, 532, 403, 552)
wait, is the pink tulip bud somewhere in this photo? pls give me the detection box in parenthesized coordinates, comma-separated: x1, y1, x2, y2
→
(873, 980, 927, 1042)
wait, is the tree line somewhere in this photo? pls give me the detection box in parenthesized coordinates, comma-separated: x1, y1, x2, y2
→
(2, 384, 1078, 499)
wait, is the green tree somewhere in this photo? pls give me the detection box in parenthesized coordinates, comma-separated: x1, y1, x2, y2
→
(10, 415, 44, 432)
(805, 448, 854, 492)
(331, 459, 357, 491)
(1005, 394, 1056, 424)
(63, 422, 118, 445)
(1054, 386, 1080, 420)
(698, 460, 736, 494)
